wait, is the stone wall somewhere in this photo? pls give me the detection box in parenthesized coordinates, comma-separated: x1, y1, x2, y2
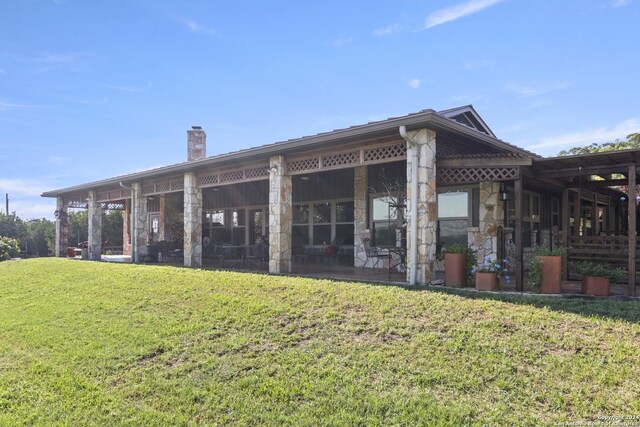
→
(87, 190, 102, 261)
(468, 181, 504, 264)
(122, 199, 131, 256)
(183, 172, 202, 267)
(353, 166, 369, 268)
(406, 128, 437, 284)
(133, 182, 148, 263)
(268, 156, 292, 273)
(54, 196, 68, 257)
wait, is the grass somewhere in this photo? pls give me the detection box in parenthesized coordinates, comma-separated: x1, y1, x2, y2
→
(0, 258, 639, 426)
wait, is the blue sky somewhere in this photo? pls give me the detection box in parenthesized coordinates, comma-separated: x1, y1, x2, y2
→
(1, 0, 639, 219)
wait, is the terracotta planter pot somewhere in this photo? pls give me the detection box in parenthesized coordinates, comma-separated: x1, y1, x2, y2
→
(538, 255, 562, 294)
(475, 272, 498, 291)
(582, 275, 610, 296)
(444, 253, 467, 287)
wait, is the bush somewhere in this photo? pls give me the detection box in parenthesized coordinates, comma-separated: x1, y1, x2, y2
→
(0, 236, 20, 261)
(574, 261, 625, 283)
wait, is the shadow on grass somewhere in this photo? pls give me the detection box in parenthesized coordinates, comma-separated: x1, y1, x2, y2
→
(422, 285, 640, 324)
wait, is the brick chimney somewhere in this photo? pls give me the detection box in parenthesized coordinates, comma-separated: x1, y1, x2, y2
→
(187, 126, 206, 162)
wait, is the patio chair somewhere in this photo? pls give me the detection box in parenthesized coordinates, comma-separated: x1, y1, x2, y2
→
(245, 243, 267, 270)
(362, 241, 390, 270)
(321, 236, 345, 264)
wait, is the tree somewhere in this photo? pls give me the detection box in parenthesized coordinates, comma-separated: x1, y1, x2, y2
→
(558, 133, 640, 156)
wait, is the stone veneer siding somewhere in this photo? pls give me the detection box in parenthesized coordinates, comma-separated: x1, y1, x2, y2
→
(183, 172, 202, 267)
(468, 181, 503, 264)
(87, 190, 102, 261)
(406, 128, 437, 284)
(133, 182, 148, 263)
(268, 155, 292, 273)
(353, 165, 369, 268)
(55, 196, 68, 257)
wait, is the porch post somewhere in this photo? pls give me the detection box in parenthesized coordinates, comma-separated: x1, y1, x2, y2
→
(54, 196, 68, 257)
(627, 165, 636, 296)
(514, 175, 524, 291)
(470, 182, 503, 261)
(133, 182, 147, 263)
(158, 194, 166, 241)
(562, 188, 570, 281)
(353, 165, 368, 268)
(183, 172, 203, 267)
(87, 190, 102, 261)
(122, 199, 131, 256)
(593, 194, 600, 236)
(406, 128, 437, 284)
(269, 155, 292, 273)
(575, 189, 582, 237)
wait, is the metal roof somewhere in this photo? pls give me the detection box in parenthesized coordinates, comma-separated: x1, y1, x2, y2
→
(42, 106, 536, 197)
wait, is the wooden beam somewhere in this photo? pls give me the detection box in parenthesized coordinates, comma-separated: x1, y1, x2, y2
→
(575, 188, 582, 237)
(514, 174, 524, 291)
(628, 164, 636, 297)
(593, 193, 599, 236)
(538, 164, 633, 179)
(438, 157, 533, 168)
(562, 188, 570, 281)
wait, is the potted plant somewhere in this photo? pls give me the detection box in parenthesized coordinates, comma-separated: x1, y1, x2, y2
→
(438, 243, 477, 287)
(574, 261, 624, 297)
(528, 246, 566, 294)
(473, 257, 510, 291)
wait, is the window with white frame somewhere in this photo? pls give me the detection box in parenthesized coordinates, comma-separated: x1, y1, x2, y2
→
(292, 199, 354, 247)
(437, 190, 469, 250)
(370, 194, 406, 247)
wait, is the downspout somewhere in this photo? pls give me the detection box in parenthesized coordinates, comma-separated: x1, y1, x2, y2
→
(119, 182, 136, 263)
(399, 125, 419, 286)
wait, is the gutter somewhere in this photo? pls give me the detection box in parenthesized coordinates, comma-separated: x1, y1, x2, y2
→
(119, 182, 136, 263)
(399, 125, 419, 286)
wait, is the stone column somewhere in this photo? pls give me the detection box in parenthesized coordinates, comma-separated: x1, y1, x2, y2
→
(469, 182, 503, 263)
(353, 165, 369, 267)
(54, 197, 68, 257)
(406, 128, 437, 284)
(268, 155, 292, 273)
(183, 172, 202, 267)
(87, 191, 102, 261)
(133, 182, 148, 263)
(158, 194, 166, 241)
(122, 199, 131, 256)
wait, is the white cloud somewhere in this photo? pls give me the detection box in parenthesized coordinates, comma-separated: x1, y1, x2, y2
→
(611, 0, 631, 7)
(373, 23, 402, 36)
(0, 101, 43, 111)
(26, 51, 87, 73)
(424, 0, 504, 29)
(332, 35, 353, 47)
(529, 118, 640, 151)
(184, 19, 219, 36)
(505, 82, 569, 97)
(48, 156, 70, 166)
(450, 94, 483, 103)
(104, 84, 141, 93)
(7, 199, 56, 220)
(408, 78, 421, 89)
(0, 178, 50, 197)
(464, 59, 494, 69)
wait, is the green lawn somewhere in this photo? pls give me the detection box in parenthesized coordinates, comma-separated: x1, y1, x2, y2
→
(1, 258, 639, 426)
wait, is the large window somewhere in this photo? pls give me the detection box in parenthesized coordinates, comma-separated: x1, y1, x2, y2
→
(293, 200, 354, 247)
(437, 190, 469, 250)
(371, 195, 406, 247)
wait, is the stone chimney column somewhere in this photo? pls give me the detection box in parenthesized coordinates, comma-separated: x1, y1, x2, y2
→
(187, 126, 206, 162)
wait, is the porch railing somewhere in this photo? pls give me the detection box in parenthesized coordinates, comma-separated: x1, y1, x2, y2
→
(567, 236, 640, 283)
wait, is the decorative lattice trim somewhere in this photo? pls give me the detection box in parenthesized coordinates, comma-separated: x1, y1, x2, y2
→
(287, 158, 320, 173)
(363, 143, 406, 162)
(437, 167, 519, 184)
(102, 202, 125, 210)
(322, 151, 359, 168)
(198, 175, 219, 186)
(245, 166, 270, 179)
(220, 170, 244, 183)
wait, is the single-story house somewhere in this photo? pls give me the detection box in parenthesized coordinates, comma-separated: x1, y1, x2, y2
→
(42, 105, 639, 295)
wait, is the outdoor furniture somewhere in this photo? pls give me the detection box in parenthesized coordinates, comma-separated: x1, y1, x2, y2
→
(320, 236, 346, 264)
(220, 244, 246, 268)
(362, 242, 390, 270)
(245, 243, 267, 269)
(292, 245, 310, 271)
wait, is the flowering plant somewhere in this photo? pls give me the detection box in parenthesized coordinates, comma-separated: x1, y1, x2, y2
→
(472, 256, 511, 283)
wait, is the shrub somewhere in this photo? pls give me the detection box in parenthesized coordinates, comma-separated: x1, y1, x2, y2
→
(438, 243, 478, 283)
(0, 236, 20, 261)
(574, 261, 625, 283)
